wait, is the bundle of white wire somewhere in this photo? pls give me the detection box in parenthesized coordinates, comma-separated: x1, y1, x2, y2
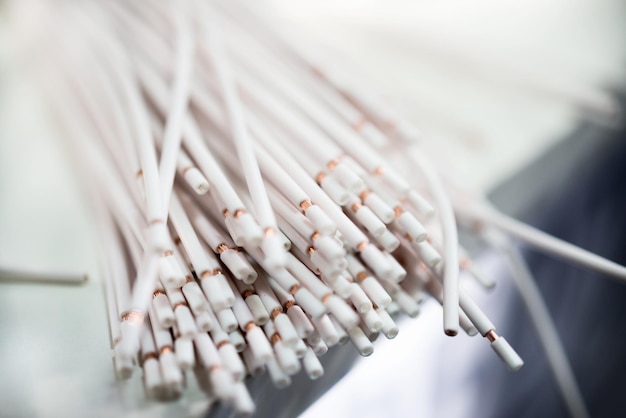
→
(22, 0, 626, 415)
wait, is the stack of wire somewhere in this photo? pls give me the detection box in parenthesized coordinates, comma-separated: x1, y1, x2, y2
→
(22, 0, 626, 415)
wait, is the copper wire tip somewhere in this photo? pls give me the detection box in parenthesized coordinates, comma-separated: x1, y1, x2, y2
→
(283, 300, 295, 310)
(299, 199, 312, 212)
(310, 231, 321, 241)
(445, 329, 458, 337)
(357, 241, 368, 252)
(160, 345, 174, 355)
(394, 205, 404, 217)
(359, 189, 371, 201)
(234, 209, 245, 219)
(321, 293, 332, 304)
(172, 301, 187, 310)
(223, 209, 231, 218)
(200, 270, 212, 279)
(270, 307, 283, 319)
(152, 289, 166, 298)
(121, 309, 144, 324)
(327, 157, 341, 170)
(485, 329, 498, 342)
(216, 243, 228, 254)
(164, 250, 174, 257)
(374, 166, 384, 176)
(351, 202, 362, 212)
(136, 169, 143, 178)
(460, 257, 472, 269)
(315, 172, 326, 184)
(289, 284, 301, 295)
(143, 352, 158, 362)
(307, 246, 316, 255)
(264, 227, 275, 237)
(355, 271, 368, 283)
(241, 289, 254, 299)
(216, 340, 229, 349)
(270, 333, 281, 345)
(244, 322, 256, 332)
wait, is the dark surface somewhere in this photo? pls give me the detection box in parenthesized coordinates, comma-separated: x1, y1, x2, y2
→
(484, 121, 626, 417)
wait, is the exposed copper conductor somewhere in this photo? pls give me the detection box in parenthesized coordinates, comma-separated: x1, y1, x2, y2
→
(327, 157, 341, 170)
(164, 250, 174, 257)
(445, 329, 458, 337)
(121, 309, 144, 324)
(307, 246, 316, 256)
(321, 293, 332, 304)
(223, 208, 231, 218)
(200, 270, 213, 279)
(241, 289, 254, 299)
(136, 169, 143, 178)
(270, 307, 283, 319)
(181, 165, 192, 175)
(357, 241, 368, 252)
(315, 172, 326, 184)
(212, 268, 223, 275)
(352, 117, 366, 132)
(359, 189, 371, 201)
(289, 284, 301, 295)
(270, 333, 281, 345)
(394, 205, 404, 217)
(299, 199, 312, 212)
(372, 303, 379, 310)
(160, 345, 173, 355)
(216, 340, 229, 349)
(486, 329, 498, 342)
(185, 276, 193, 284)
(283, 300, 295, 310)
(234, 209, 245, 219)
(149, 218, 164, 225)
(374, 166, 384, 176)
(152, 289, 166, 298)
(405, 233, 414, 242)
(355, 271, 368, 283)
(244, 322, 256, 332)
(216, 243, 229, 254)
(310, 231, 321, 241)
(143, 352, 158, 362)
(351, 202, 362, 212)
(460, 257, 472, 269)
(172, 301, 187, 310)
(174, 236, 182, 245)
(264, 227, 275, 237)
